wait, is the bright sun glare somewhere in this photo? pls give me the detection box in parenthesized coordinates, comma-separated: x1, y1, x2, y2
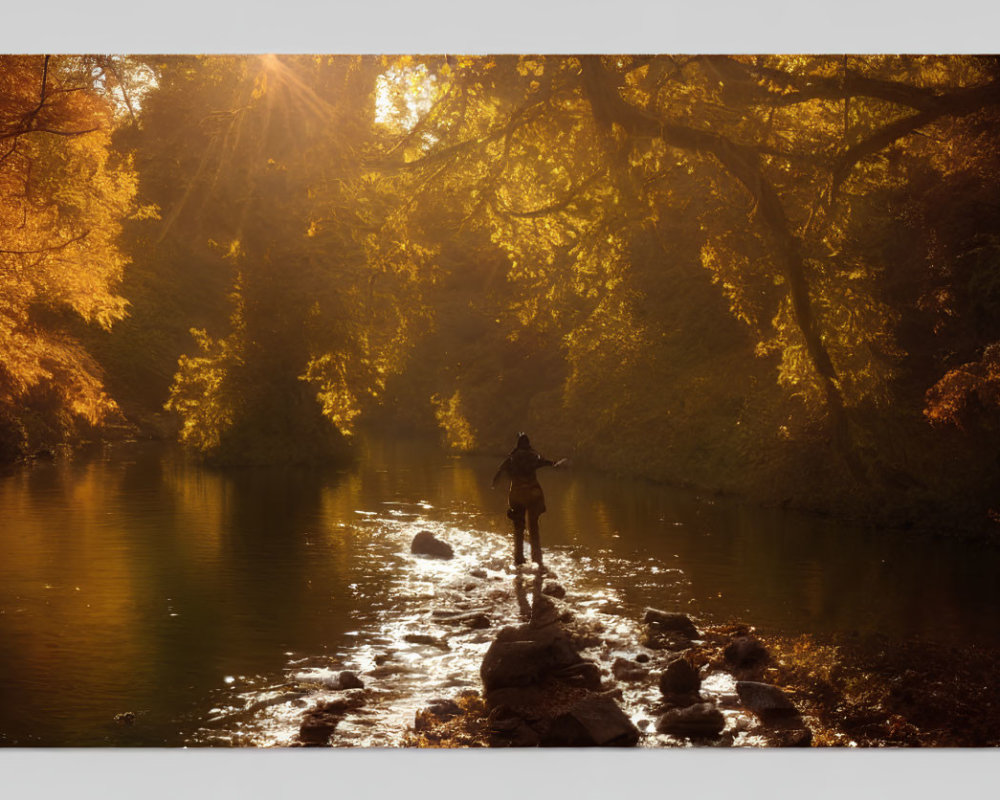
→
(374, 64, 437, 131)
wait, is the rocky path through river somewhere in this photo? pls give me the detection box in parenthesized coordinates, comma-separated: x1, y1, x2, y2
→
(193, 505, 814, 747)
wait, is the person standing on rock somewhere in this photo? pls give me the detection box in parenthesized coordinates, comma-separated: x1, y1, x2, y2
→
(491, 432, 566, 570)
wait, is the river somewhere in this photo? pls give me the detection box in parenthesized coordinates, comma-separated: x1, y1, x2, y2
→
(1, 437, 999, 746)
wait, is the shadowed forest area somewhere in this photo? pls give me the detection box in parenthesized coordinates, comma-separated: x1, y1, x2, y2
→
(4, 53, 1000, 534)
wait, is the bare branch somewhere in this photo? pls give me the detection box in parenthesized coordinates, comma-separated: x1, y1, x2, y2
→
(497, 168, 605, 218)
(0, 230, 90, 255)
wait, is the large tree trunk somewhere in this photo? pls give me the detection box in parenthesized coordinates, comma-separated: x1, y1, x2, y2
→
(579, 57, 860, 471)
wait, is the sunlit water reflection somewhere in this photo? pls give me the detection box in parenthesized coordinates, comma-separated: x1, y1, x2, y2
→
(1, 437, 999, 746)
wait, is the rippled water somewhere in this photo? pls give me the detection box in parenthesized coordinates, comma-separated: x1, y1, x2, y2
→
(1, 437, 999, 746)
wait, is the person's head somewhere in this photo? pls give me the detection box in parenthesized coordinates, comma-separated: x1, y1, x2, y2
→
(515, 432, 531, 450)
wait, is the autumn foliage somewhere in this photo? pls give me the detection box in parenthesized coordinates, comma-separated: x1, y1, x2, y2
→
(4, 53, 1000, 529)
(0, 55, 137, 457)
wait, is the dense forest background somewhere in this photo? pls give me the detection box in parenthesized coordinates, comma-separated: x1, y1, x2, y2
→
(3, 53, 1000, 533)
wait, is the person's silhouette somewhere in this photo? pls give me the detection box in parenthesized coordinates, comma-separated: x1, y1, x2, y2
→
(491, 432, 565, 571)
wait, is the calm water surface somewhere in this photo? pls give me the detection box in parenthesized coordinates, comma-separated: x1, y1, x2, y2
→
(1, 438, 999, 746)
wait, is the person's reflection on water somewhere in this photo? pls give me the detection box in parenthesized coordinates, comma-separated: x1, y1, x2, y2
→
(491, 432, 566, 572)
(513, 570, 546, 622)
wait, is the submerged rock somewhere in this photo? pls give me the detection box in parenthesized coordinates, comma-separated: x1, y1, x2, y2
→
(541, 696, 640, 747)
(644, 608, 700, 639)
(656, 703, 726, 739)
(411, 531, 454, 559)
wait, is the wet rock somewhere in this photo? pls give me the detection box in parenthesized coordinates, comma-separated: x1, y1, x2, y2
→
(656, 703, 725, 739)
(724, 636, 770, 670)
(486, 686, 549, 717)
(488, 711, 521, 734)
(488, 706, 541, 747)
(612, 657, 649, 682)
(552, 661, 603, 691)
(530, 595, 560, 629)
(736, 681, 799, 722)
(338, 671, 365, 690)
(374, 652, 393, 665)
(463, 613, 492, 629)
(114, 712, 135, 725)
(635, 653, 650, 664)
(298, 714, 339, 745)
(493, 720, 542, 747)
(410, 531, 454, 559)
(315, 692, 367, 715)
(480, 629, 584, 693)
(298, 694, 365, 745)
(644, 608, 699, 639)
(541, 695, 640, 747)
(470, 569, 488, 579)
(659, 656, 701, 696)
(542, 581, 566, 599)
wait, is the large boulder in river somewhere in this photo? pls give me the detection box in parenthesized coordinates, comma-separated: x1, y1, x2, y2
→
(659, 657, 701, 696)
(481, 629, 584, 694)
(643, 608, 699, 639)
(411, 530, 454, 559)
(541, 695, 640, 747)
(656, 703, 725, 739)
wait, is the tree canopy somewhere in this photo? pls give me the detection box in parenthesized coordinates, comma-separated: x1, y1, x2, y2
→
(0, 55, 139, 458)
(5, 53, 1000, 529)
